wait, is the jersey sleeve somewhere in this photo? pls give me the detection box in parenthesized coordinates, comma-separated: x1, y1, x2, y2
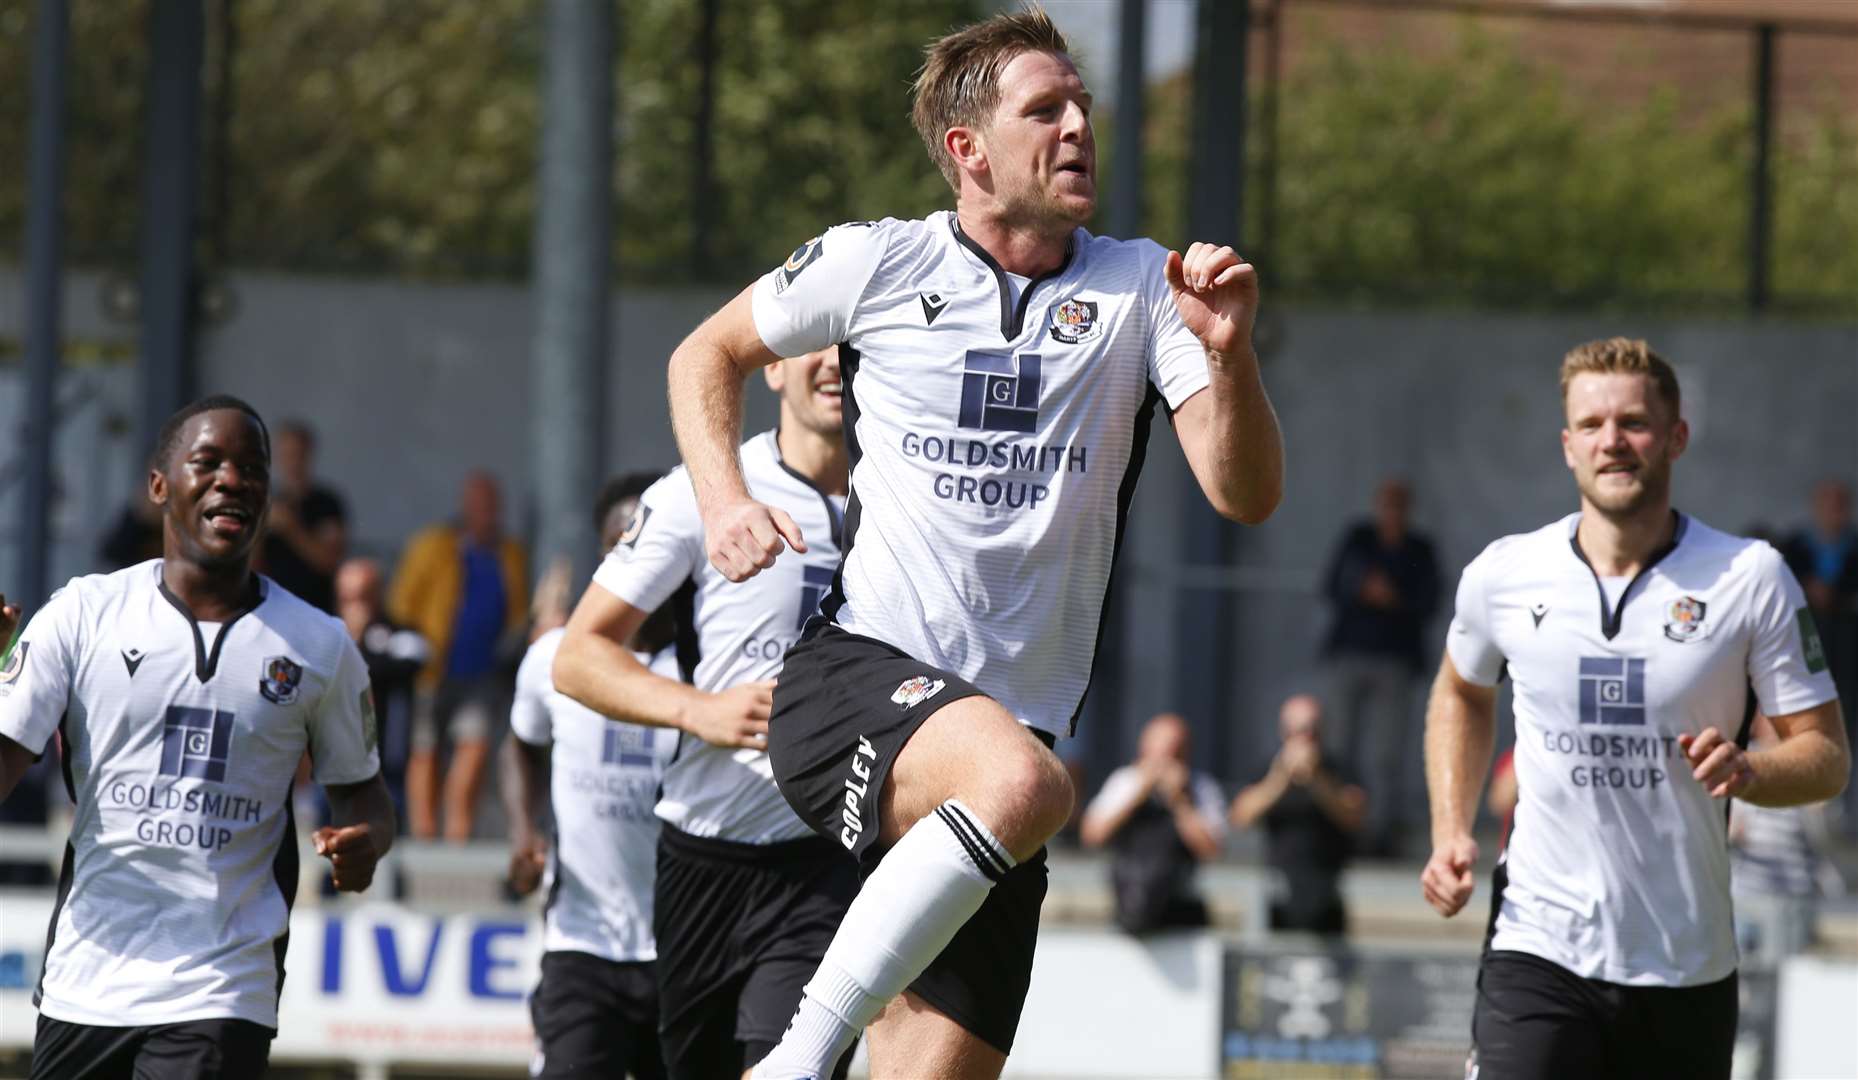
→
(1445, 549, 1506, 687)
(749, 221, 892, 357)
(1139, 241, 1213, 411)
(1746, 545, 1840, 717)
(509, 633, 558, 747)
(0, 583, 83, 757)
(592, 473, 704, 613)
(1083, 765, 1145, 821)
(308, 637, 384, 786)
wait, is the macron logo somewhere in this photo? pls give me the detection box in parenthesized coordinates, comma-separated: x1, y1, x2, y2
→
(920, 291, 950, 326)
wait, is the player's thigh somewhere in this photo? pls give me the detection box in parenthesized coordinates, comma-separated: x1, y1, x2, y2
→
(658, 999, 745, 1080)
(29, 1017, 140, 1080)
(736, 957, 857, 1080)
(530, 952, 658, 1079)
(1471, 951, 1604, 1080)
(132, 1018, 273, 1080)
(1610, 972, 1737, 1080)
(880, 695, 1071, 854)
(866, 991, 1006, 1080)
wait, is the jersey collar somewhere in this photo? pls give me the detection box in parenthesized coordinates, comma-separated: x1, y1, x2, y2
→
(948, 215, 1077, 340)
(768, 426, 845, 547)
(1567, 510, 1688, 641)
(154, 562, 269, 683)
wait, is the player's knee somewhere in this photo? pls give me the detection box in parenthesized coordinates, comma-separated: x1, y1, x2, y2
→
(986, 745, 1072, 854)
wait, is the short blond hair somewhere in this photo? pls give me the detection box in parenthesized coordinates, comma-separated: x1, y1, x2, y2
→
(911, 7, 1071, 193)
(1559, 337, 1681, 418)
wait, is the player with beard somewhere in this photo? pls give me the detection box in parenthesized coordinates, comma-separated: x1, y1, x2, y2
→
(554, 349, 859, 1078)
(1422, 339, 1848, 1080)
(661, 10, 1286, 1077)
(0, 395, 394, 1079)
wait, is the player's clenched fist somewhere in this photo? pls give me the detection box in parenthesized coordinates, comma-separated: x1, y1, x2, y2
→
(1421, 834, 1479, 917)
(704, 498, 807, 582)
(1164, 242, 1260, 360)
(0, 593, 20, 645)
(314, 823, 382, 893)
(1678, 727, 1755, 799)
(679, 679, 775, 750)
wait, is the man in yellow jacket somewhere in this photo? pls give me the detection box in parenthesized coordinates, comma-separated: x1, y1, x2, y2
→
(390, 470, 528, 841)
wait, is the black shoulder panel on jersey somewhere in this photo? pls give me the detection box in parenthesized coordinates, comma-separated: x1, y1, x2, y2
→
(33, 840, 75, 1007)
(1066, 380, 1164, 737)
(821, 345, 864, 623)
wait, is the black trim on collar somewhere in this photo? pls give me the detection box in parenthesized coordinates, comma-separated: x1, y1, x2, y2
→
(771, 426, 845, 547)
(1568, 511, 1687, 641)
(156, 568, 264, 683)
(949, 218, 1075, 340)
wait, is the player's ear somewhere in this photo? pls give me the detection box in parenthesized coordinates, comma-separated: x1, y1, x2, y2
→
(1668, 416, 1690, 461)
(1560, 427, 1577, 472)
(762, 359, 785, 393)
(946, 125, 985, 178)
(148, 466, 168, 509)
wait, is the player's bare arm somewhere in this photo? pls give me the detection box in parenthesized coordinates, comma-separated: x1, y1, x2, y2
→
(1680, 700, 1849, 806)
(1421, 652, 1497, 918)
(554, 582, 770, 749)
(666, 287, 808, 582)
(498, 733, 550, 896)
(1165, 243, 1284, 525)
(318, 772, 395, 893)
(0, 734, 36, 802)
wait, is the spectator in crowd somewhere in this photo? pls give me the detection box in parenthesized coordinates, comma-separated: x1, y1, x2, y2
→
(258, 420, 349, 613)
(333, 558, 427, 835)
(1319, 478, 1440, 854)
(96, 489, 163, 570)
(1080, 713, 1226, 934)
(1780, 479, 1858, 835)
(1231, 694, 1366, 936)
(1730, 713, 1845, 965)
(391, 470, 528, 841)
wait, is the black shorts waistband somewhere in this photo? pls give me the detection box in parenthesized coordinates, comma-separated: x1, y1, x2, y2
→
(660, 823, 843, 865)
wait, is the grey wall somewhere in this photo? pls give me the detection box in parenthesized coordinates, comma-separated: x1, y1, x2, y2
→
(4, 268, 1853, 788)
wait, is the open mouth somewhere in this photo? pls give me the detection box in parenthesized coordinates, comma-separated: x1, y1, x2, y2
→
(1597, 463, 1639, 480)
(816, 380, 842, 401)
(203, 505, 255, 536)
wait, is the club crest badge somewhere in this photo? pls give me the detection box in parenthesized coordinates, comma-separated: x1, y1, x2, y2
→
(891, 675, 946, 709)
(0, 642, 29, 690)
(1048, 297, 1101, 344)
(260, 655, 304, 705)
(1663, 596, 1708, 643)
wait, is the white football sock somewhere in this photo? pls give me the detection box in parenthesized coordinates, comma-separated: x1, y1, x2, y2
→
(752, 799, 1014, 1079)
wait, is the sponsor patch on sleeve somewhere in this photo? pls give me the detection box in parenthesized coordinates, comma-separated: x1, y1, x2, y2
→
(360, 687, 378, 752)
(773, 235, 824, 295)
(1797, 607, 1828, 674)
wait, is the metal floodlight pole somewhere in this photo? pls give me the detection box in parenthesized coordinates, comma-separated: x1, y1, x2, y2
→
(1174, 0, 1249, 773)
(531, 0, 614, 589)
(1109, 0, 1148, 240)
(137, 0, 206, 457)
(21, 0, 71, 613)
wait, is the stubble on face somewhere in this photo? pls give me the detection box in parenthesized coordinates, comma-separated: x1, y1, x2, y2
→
(980, 51, 1096, 234)
(1563, 373, 1681, 519)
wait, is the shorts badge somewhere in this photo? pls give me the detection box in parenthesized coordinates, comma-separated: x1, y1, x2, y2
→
(1663, 596, 1708, 642)
(891, 675, 946, 709)
(260, 655, 304, 705)
(1048, 297, 1101, 344)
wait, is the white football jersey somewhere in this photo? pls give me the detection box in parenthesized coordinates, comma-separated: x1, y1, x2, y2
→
(1447, 514, 1837, 986)
(510, 629, 678, 963)
(591, 430, 842, 843)
(0, 561, 379, 1027)
(750, 212, 1211, 737)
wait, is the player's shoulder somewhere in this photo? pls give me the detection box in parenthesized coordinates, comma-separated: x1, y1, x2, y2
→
(1464, 516, 1575, 580)
(255, 578, 354, 656)
(1677, 514, 1788, 580)
(43, 561, 163, 627)
(522, 626, 567, 668)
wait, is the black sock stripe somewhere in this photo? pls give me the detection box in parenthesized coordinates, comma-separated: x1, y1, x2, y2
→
(934, 806, 1004, 883)
(935, 804, 1009, 881)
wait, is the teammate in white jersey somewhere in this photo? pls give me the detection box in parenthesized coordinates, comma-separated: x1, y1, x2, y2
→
(0, 396, 395, 1080)
(1421, 340, 1849, 1080)
(662, 11, 1285, 1076)
(503, 473, 680, 1080)
(554, 348, 860, 1079)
